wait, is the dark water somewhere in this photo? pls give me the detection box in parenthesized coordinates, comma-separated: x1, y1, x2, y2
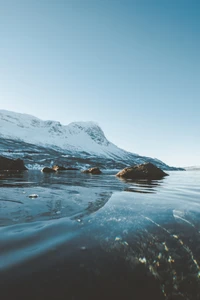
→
(0, 170, 200, 299)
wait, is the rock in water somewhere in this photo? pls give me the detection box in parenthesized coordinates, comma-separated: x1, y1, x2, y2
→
(41, 167, 56, 173)
(116, 162, 168, 180)
(52, 165, 67, 171)
(52, 165, 79, 171)
(0, 156, 27, 171)
(82, 167, 102, 174)
(29, 194, 38, 199)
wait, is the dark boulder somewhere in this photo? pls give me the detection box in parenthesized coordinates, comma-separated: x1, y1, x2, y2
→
(116, 162, 168, 180)
(82, 167, 102, 175)
(0, 156, 27, 171)
(41, 167, 56, 173)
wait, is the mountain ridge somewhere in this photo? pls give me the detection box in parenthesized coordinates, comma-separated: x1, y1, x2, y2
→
(0, 110, 184, 170)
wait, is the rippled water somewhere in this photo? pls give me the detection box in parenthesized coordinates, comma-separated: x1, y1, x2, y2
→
(0, 170, 200, 299)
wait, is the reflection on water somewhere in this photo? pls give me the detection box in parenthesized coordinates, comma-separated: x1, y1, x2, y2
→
(121, 178, 162, 194)
(0, 170, 200, 299)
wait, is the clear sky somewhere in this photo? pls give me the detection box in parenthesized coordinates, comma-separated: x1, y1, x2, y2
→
(0, 0, 199, 167)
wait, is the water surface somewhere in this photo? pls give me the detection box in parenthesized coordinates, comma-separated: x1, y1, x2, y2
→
(0, 170, 200, 299)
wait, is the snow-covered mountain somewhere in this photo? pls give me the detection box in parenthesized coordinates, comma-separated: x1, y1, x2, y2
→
(0, 110, 183, 170)
(0, 110, 131, 158)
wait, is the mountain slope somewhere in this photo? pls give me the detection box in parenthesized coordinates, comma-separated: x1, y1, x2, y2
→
(0, 110, 183, 170)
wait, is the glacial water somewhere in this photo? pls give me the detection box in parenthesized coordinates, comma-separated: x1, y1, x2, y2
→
(0, 170, 200, 299)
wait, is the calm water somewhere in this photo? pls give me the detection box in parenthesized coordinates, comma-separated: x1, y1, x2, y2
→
(0, 170, 200, 299)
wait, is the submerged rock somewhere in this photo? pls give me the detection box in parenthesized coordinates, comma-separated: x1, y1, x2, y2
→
(41, 167, 56, 173)
(29, 194, 38, 199)
(52, 165, 67, 171)
(52, 165, 79, 171)
(82, 167, 102, 175)
(116, 162, 168, 180)
(0, 156, 27, 171)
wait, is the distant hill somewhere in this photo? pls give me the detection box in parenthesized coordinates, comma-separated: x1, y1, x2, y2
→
(184, 166, 200, 171)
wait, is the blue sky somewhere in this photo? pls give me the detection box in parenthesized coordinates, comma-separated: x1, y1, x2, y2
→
(0, 0, 199, 167)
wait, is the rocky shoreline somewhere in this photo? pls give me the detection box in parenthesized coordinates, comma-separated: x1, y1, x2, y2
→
(0, 155, 169, 180)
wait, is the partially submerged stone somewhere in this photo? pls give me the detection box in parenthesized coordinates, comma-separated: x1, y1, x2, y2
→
(82, 167, 102, 175)
(52, 165, 67, 171)
(41, 167, 56, 173)
(52, 165, 79, 171)
(0, 156, 27, 171)
(116, 162, 168, 180)
(29, 194, 38, 199)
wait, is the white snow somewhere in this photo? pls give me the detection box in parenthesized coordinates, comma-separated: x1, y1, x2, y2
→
(25, 164, 45, 170)
(0, 110, 132, 159)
